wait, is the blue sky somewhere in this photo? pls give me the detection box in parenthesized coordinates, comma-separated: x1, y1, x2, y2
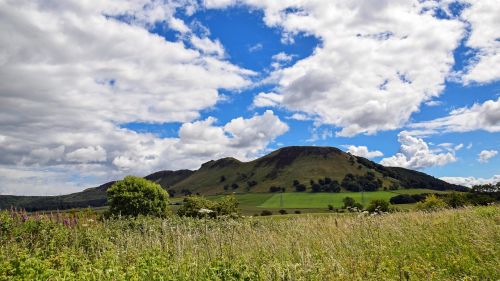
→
(0, 0, 499, 195)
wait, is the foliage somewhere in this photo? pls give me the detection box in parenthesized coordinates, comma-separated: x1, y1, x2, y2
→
(310, 177, 341, 193)
(415, 195, 448, 211)
(294, 184, 306, 192)
(2, 207, 499, 280)
(341, 173, 381, 192)
(342, 196, 363, 209)
(444, 192, 467, 208)
(366, 199, 390, 213)
(278, 209, 287, 215)
(107, 176, 169, 217)
(269, 186, 283, 193)
(177, 195, 239, 218)
(260, 210, 273, 216)
(390, 193, 427, 204)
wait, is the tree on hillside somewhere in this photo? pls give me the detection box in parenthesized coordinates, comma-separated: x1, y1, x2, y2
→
(107, 176, 170, 217)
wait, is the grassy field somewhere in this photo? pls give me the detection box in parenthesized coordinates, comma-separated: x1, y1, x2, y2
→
(258, 191, 395, 209)
(1, 206, 498, 280)
(171, 189, 455, 215)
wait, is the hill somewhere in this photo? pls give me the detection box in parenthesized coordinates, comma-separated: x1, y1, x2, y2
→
(0, 146, 466, 210)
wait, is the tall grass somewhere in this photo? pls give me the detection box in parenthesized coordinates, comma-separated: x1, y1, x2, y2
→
(1, 206, 498, 280)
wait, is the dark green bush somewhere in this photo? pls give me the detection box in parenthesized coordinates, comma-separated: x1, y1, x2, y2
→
(260, 210, 272, 216)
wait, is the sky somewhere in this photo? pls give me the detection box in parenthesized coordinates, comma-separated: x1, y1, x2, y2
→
(0, 0, 499, 195)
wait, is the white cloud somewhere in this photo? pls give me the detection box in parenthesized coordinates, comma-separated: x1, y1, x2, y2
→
(66, 146, 107, 163)
(271, 52, 295, 69)
(248, 43, 263, 52)
(0, 0, 275, 195)
(207, 0, 465, 136)
(252, 92, 283, 107)
(478, 150, 498, 163)
(346, 145, 383, 159)
(411, 98, 500, 134)
(459, 0, 500, 84)
(380, 131, 457, 170)
(425, 100, 443, 107)
(190, 36, 225, 57)
(441, 175, 500, 187)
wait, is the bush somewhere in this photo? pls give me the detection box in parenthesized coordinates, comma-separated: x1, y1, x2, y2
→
(260, 210, 273, 216)
(107, 176, 170, 217)
(269, 186, 282, 193)
(445, 192, 467, 208)
(177, 195, 239, 218)
(342, 196, 356, 208)
(295, 184, 306, 192)
(294, 210, 301, 214)
(366, 199, 390, 213)
(416, 195, 447, 211)
(328, 204, 334, 211)
(279, 209, 287, 215)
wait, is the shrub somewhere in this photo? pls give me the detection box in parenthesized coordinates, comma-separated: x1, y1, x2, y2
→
(328, 204, 334, 211)
(295, 184, 306, 192)
(416, 195, 447, 211)
(260, 210, 273, 216)
(177, 195, 239, 218)
(279, 209, 287, 215)
(107, 176, 170, 217)
(342, 196, 356, 208)
(445, 192, 467, 208)
(294, 210, 301, 214)
(269, 186, 282, 193)
(366, 199, 390, 213)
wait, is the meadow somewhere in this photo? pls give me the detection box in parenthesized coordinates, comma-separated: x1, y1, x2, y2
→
(179, 189, 452, 214)
(1, 206, 498, 280)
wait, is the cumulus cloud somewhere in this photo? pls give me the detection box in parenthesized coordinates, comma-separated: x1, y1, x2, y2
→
(66, 146, 107, 163)
(459, 0, 500, 84)
(252, 92, 284, 107)
(441, 175, 500, 187)
(411, 98, 500, 134)
(478, 150, 498, 163)
(0, 0, 280, 195)
(207, 0, 466, 136)
(380, 131, 457, 170)
(346, 145, 383, 159)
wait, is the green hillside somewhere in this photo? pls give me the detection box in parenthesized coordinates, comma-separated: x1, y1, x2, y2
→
(169, 146, 465, 196)
(0, 146, 465, 211)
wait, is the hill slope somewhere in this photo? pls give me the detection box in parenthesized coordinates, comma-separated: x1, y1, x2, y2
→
(0, 146, 465, 210)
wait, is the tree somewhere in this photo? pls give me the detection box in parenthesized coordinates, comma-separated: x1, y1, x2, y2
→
(279, 209, 287, 215)
(107, 176, 170, 217)
(366, 199, 390, 213)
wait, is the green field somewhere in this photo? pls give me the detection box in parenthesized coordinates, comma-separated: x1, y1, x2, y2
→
(257, 191, 393, 208)
(244, 189, 451, 209)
